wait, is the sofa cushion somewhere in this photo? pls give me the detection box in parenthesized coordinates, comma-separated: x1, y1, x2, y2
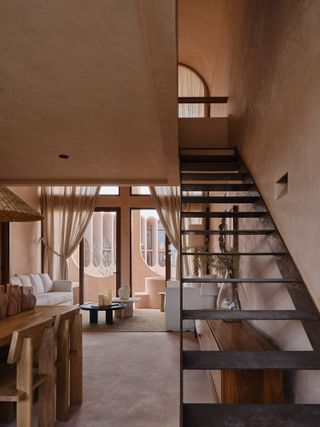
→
(18, 274, 33, 287)
(29, 274, 45, 295)
(10, 275, 22, 286)
(40, 273, 53, 293)
(36, 292, 72, 306)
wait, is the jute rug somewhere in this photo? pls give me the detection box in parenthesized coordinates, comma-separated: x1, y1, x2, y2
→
(82, 308, 166, 332)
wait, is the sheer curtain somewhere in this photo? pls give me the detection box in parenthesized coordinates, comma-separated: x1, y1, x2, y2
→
(41, 186, 100, 279)
(150, 186, 181, 278)
(150, 186, 197, 279)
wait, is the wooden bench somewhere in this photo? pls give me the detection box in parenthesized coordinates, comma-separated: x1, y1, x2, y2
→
(196, 319, 283, 403)
(0, 318, 55, 427)
(54, 306, 82, 421)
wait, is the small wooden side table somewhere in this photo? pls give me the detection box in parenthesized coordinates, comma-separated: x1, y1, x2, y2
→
(158, 292, 166, 312)
(196, 319, 283, 404)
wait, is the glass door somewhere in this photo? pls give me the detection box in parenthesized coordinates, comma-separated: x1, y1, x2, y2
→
(69, 208, 120, 304)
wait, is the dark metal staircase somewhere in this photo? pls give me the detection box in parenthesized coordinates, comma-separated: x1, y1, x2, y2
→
(179, 147, 320, 426)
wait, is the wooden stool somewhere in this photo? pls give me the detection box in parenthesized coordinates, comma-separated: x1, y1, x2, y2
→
(158, 292, 166, 312)
(0, 318, 55, 427)
(54, 306, 82, 421)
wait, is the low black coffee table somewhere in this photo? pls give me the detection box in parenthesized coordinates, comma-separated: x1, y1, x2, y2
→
(80, 303, 126, 325)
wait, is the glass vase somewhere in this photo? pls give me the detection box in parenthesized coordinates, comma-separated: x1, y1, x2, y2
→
(216, 282, 241, 313)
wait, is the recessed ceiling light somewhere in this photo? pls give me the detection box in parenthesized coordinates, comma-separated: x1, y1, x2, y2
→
(59, 154, 69, 159)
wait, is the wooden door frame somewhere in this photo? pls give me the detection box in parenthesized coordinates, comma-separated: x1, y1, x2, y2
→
(129, 207, 169, 296)
(79, 207, 121, 304)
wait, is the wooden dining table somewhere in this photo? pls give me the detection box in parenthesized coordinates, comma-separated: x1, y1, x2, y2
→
(0, 305, 79, 347)
(0, 305, 82, 423)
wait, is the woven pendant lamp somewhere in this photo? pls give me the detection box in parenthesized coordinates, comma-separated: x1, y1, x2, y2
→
(0, 185, 42, 222)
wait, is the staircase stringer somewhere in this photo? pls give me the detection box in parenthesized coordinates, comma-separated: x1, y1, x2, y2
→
(238, 148, 320, 350)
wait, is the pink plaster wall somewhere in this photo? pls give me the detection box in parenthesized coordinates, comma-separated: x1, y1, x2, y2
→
(179, 0, 320, 403)
(227, 3, 320, 402)
(179, 118, 228, 148)
(9, 186, 42, 276)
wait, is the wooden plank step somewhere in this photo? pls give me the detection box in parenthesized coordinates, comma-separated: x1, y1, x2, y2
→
(182, 229, 275, 236)
(182, 196, 261, 204)
(181, 211, 267, 218)
(178, 96, 228, 104)
(182, 404, 320, 427)
(180, 155, 237, 164)
(183, 351, 320, 370)
(182, 310, 317, 321)
(181, 183, 256, 191)
(182, 278, 298, 284)
(181, 252, 287, 256)
(180, 147, 236, 152)
(181, 163, 242, 172)
(181, 172, 248, 181)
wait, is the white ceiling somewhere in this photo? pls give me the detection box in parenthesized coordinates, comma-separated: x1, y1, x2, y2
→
(0, 0, 178, 185)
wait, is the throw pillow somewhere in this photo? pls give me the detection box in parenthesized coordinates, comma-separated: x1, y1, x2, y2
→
(18, 274, 33, 287)
(29, 274, 45, 295)
(10, 275, 22, 286)
(40, 273, 53, 293)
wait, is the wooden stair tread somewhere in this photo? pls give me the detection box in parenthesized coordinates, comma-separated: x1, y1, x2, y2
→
(182, 196, 261, 204)
(181, 252, 287, 256)
(182, 229, 275, 235)
(182, 277, 299, 283)
(181, 172, 248, 181)
(181, 163, 242, 172)
(180, 155, 237, 164)
(181, 211, 267, 218)
(178, 96, 228, 104)
(183, 351, 320, 370)
(182, 404, 320, 427)
(179, 149, 320, 426)
(181, 183, 257, 191)
(182, 310, 317, 321)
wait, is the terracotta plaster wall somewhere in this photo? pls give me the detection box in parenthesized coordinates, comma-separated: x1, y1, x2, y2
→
(9, 186, 42, 276)
(226, 1, 320, 304)
(179, 0, 320, 403)
(179, 118, 228, 148)
(226, 1, 320, 403)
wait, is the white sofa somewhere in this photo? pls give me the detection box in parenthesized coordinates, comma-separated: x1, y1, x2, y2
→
(10, 273, 73, 306)
(165, 278, 218, 331)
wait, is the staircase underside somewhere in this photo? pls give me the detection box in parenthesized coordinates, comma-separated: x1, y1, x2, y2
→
(179, 147, 320, 427)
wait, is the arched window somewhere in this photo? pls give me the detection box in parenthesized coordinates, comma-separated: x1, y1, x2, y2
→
(178, 64, 209, 118)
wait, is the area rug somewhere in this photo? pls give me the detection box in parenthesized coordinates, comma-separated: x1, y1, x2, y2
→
(82, 308, 166, 332)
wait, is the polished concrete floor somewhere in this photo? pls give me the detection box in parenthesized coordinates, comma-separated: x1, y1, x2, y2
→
(0, 332, 213, 427)
(58, 332, 213, 427)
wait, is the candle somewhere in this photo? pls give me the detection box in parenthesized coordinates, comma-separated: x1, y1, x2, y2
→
(98, 294, 104, 307)
(103, 293, 112, 306)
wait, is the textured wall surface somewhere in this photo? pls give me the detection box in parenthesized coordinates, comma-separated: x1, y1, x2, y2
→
(228, 1, 320, 402)
(179, 0, 320, 403)
(228, 0, 320, 307)
(9, 186, 42, 275)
